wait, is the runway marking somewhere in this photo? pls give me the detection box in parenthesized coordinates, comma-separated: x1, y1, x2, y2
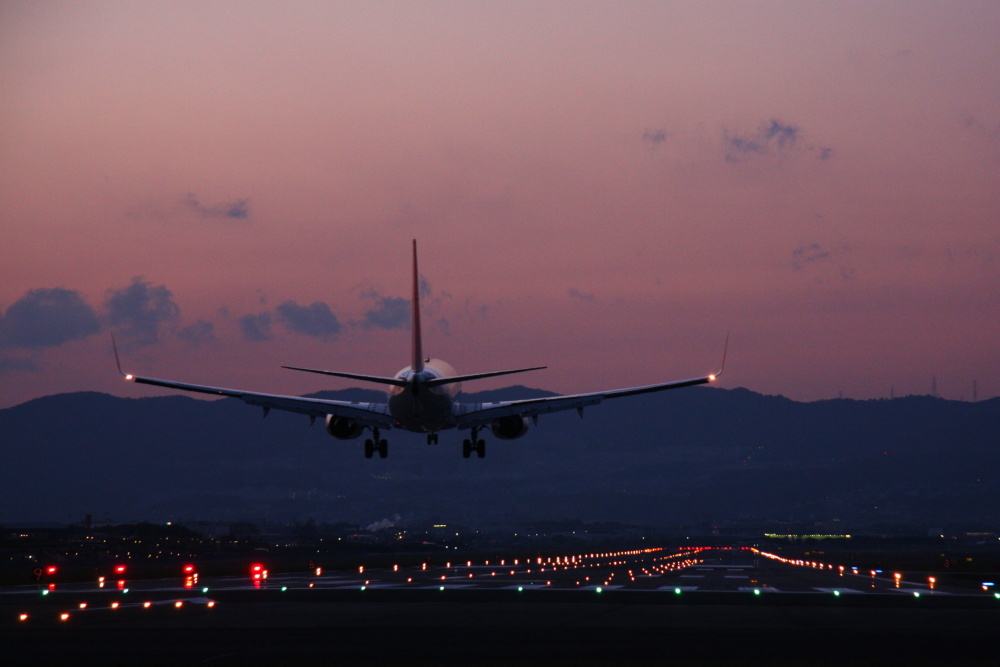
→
(724, 575, 749, 579)
(738, 586, 779, 593)
(679, 575, 704, 579)
(658, 585, 698, 591)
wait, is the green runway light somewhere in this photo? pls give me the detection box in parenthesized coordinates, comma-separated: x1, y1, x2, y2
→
(913, 592, 920, 598)
(360, 586, 366, 591)
(834, 590, 841, 597)
(202, 587, 209, 593)
(41, 590, 49, 596)
(674, 588, 681, 595)
(281, 586, 288, 592)
(754, 589, 761, 595)
(596, 587, 603, 593)
(439, 586, 444, 591)
(517, 586, 523, 592)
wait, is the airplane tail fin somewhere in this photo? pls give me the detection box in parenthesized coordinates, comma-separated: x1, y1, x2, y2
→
(411, 239, 424, 373)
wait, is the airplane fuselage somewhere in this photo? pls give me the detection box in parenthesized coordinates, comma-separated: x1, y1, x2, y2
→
(387, 359, 460, 432)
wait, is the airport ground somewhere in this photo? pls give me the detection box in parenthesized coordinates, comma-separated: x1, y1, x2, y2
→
(3, 546, 998, 665)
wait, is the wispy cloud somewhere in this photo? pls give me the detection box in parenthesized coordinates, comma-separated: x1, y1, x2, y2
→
(791, 242, 830, 269)
(791, 242, 855, 282)
(567, 287, 596, 303)
(642, 129, 667, 146)
(723, 119, 832, 163)
(184, 193, 250, 220)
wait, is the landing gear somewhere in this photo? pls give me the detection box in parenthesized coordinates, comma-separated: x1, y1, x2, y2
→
(427, 433, 439, 445)
(365, 429, 388, 459)
(462, 428, 486, 459)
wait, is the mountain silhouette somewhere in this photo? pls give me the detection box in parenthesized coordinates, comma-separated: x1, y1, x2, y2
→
(1, 387, 997, 528)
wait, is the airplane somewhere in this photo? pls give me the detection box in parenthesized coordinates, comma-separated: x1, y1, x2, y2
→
(114, 240, 726, 459)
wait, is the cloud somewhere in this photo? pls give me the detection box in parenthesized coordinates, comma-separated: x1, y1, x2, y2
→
(722, 131, 766, 161)
(0, 287, 101, 348)
(642, 129, 667, 146)
(436, 317, 451, 337)
(239, 313, 273, 341)
(567, 287, 596, 303)
(276, 300, 342, 339)
(360, 295, 410, 330)
(184, 193, 250, 220)
(762, 119, 799, 148)
(791, 242, 855, 281)
(791, 243, 831, 270)
(0, 356, 39, 374)
(722, 119, 827, 163)
(419, 276, 432, 298)
(177, 319, 216, 343)
(104, 277, 181, 345)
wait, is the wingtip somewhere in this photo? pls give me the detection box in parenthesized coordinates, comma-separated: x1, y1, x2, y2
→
(714, 333, 729, 378)
(110, 332, 132, 380)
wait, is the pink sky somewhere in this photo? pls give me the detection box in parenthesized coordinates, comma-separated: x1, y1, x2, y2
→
(2, 1, 998, 408)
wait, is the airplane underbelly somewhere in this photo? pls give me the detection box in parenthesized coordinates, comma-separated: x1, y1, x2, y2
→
(388, 387, 454, 432)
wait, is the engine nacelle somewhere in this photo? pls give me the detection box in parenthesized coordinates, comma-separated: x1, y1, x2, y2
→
(325, 415, 364, 440)
(490, 415, 530, 440)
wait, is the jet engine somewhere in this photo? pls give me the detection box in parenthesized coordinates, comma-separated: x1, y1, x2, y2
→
(325, 415, 364, 440)
(490, 415, 530, 440)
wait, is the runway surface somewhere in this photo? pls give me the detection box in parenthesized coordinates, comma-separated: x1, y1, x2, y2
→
(5, 547, 998, 665)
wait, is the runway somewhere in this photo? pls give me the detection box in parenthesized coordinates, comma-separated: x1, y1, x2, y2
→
(5, 547, 998, 665)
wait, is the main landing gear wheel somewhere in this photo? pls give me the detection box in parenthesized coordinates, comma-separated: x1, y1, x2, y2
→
(365, 429, 388, 459)
(462, 434, 486, 459)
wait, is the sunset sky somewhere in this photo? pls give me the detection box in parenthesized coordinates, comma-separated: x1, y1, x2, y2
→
(2, 1, 998, 409)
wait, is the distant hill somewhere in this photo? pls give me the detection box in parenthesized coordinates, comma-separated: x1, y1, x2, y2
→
(1, 387, 997, 528)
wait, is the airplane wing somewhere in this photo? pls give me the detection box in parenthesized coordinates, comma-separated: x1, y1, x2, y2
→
(119, 372, 393, 429)
(452, 374, 717, 429)
(111, 334, 392, 428)
(454, 336, 728, 429)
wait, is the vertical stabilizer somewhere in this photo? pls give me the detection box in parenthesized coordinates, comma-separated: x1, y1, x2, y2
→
(411, 239, 424, 373)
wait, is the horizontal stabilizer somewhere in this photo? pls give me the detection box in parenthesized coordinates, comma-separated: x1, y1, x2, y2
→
(423, 366, 547, 387)
(281, 365, 408, 387)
